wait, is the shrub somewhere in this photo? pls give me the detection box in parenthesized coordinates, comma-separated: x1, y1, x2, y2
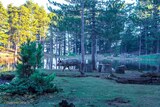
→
(0, 71, 57, 95)
(0, 40, 57, 95)
(16, 40, 43, 78)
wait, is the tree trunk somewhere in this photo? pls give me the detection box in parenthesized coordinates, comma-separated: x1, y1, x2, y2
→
(139, 27, 142, 56)
(91, 0, 97, 71)
(49, 32, 53, 70)
(153, 1, 159, 53)
(145, 33, 148, 55)
(15, 44, 18, 56)
(68, 34, 70, 54)
(80, 0, 85, 75)
(75, 33, 78, 54)
(58, 41, 61, 56)
(55, 37, 58, 69)
(50, 35, 53, 55)
(63, 33, 66, 55)
(157, 37, 159, 53)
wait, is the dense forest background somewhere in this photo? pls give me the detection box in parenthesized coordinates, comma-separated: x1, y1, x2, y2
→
(0, 0, 159, 57)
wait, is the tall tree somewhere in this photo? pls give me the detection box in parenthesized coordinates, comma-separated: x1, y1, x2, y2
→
(48, 0, 85, 74)
(19, 5, 33, 43)
(7, 5, 20, 55)
(152, 0, 160, 53)
(0, 2, 9, 50)
(80, 0, 85, 75)
(6, 1, 51, 54)
(90, 0, 97, 71)
(35, 7, 50, 42)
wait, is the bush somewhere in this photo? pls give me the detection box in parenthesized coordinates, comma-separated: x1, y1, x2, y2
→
(0, 71, 57, 95)
(0, 40, 58, 95)
(16, 40, 43, 78)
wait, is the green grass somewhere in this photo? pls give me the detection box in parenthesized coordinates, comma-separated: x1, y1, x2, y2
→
(0, 70, 160, 107)
(52, 77, 160, 107)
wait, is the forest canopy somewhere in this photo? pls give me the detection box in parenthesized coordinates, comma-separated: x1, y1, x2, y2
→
(47, 0, 160, 56)
(0, 0, 51, 55)
(0, 0, 160, 57)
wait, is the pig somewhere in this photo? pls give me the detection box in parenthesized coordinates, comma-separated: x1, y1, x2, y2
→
(57, 59, 81, 71)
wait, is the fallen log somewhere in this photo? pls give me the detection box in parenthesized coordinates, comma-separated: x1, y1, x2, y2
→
(109, 73, 160, 85)
(140, 72, 160, 78)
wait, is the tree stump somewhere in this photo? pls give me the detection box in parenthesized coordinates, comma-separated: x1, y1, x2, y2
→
(98, 64, 112, 73)
(115, 65, 126, 74)
(98, 64, 103, 72)
(103, 64, 112, 73)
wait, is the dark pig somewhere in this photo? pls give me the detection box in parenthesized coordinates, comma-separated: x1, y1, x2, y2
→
(57, 59, 81, 71)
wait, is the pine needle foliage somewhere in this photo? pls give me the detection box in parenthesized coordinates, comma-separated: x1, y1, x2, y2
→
(0, 40, 58, 95)
(16, 39, 44, 78)
(0, 72, 57, 95)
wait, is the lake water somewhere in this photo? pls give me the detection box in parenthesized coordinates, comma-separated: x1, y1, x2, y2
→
(43, 57, 160, 72)
(0, 57, 160, 72)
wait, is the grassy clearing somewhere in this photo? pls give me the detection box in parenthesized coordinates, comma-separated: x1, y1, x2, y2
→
(53, 76, 160, 107)
(0, 70, 160, 107)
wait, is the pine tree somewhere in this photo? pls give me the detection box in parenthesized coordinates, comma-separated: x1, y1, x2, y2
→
(7, 5, 21, 55)
(6, 1, 51, 54)
(24, 0, 38, 37)
(0, 2, 9, 50)
(25, 0, 50, 42)
(16, 40, 39, 78)
(48, 0, 85, 74)
(19, 5, 34, 44)
(0, 40, 57, 95)
(36, 7, 50, 41)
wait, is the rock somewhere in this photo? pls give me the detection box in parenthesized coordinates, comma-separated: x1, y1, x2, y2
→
(69, 103, 75, 107)
(107, 97, 130, 106)
(59, 100, 75, 107)
(107, 97, 130, 103)
(115, 65, 126, 74)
